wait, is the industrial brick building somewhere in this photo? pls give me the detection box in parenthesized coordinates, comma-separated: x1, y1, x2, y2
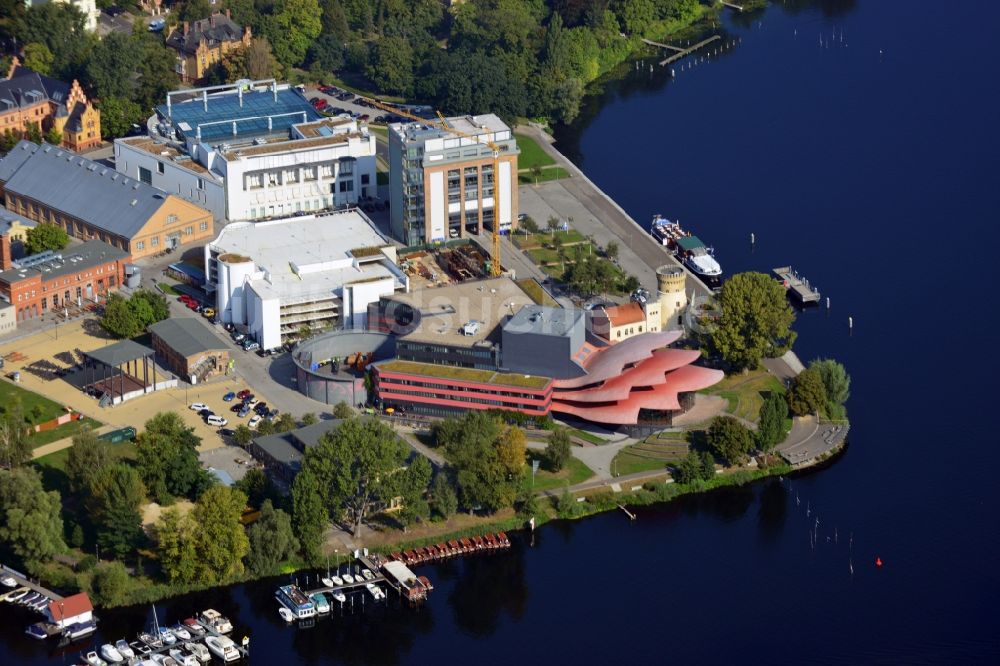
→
(148, 318, 230, 383)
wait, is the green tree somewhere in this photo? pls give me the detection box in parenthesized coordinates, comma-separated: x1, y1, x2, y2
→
(15, 4, 95, 82)
(0, 401, 30, 469)
(234, 468, 275, 508)
(544, 427, 572, 472)
(308, 33, 345, 73)
(706, 272, 797, 372)
(291, 469, 326, 560)
(87, 463, 147, 559)
(274, 412, 298, 433)
(246, 499, 298, 576)
(617, 0, 656, 35)
(22, 42, 54, 75)
(191, 486, 249, 582)
(100, 293, 142, 338)
(301, 418, 410, 538)
(396, 455, 432, 530)
(530, 164, 543, 184)
(547, 215, 561, 233)
(180, 0, 212, 21)
(367, 36, 413, 95)
(431, 473, 457, 519)
(232, 424, 253, 447)
(44, 127, 62, 146)
(155, 507, 198, 584)
(332, 401, 354, 419)
(810, 358, 851, 407)
(91, 561, 130, 606)
(85, 31, 134, 100)
(264, 0, 322, 67)
(130, 289, 169, 326)
(756, 392, 788, 451)
(66, 428, 113, 494)
(300, 413, 318, 426)
(706, 415, 755, 466)
(97, 97, 143, 140)
(0, 467, 66, 570)
(435, 412, 519, 513)
(697, 450, 716, 480)
(25, 121, 41, 145)
(520, 215, 539, 234)
(787, 367, 827, 417)
(671, 450, 701, 484)
(620, 274, 641, 294)
(134, 31, 180, 110)
(136, 412, 213, 502)
(0, 129, 19, 152)
(255, 419, 275, 436)
(24, 222, 69, 254)
(224, 37, 282, 81)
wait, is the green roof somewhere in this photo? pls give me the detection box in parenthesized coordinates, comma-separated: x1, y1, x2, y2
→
(676, 236, 706, 251)
(377, 360, 550, 389)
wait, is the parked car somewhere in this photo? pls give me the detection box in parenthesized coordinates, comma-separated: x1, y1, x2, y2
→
(189, 402, 209, 412)
(207, 415, 228, 427)
(309, 96, 321, 106)
(237, 389, 251, 400)
(254, 402, 268, 415)
(243, 341, 260, 352)
(223, 391, 236, 402)
(199, 409, 214, 419)
(219, 428, 236, 438)
(202, 307, 216, 318)
(230, 404, 244, 413)
(238, 405, 251, 418)
(248, 415, 262, 429)
(232, 333, 246, 343)
(244, 397, 258, 408)
(224, 322, 235, 332)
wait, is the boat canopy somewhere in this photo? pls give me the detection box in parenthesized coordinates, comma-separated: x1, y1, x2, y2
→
(676, 236, 706, 251)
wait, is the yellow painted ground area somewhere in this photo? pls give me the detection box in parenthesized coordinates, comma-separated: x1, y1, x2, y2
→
(0, 318, 274, 453)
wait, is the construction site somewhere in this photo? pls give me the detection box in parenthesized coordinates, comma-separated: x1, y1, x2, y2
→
(398, 241, 501, 290)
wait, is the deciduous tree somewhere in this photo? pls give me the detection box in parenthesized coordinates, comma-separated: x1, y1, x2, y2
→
(544, 427, 572, 472)
(191, 486, 249, 582)
(87, 463, 147, 559)
(155, 507, 198, 584)
(431, 473, 457, 519)
(756, 392, 788, 451)
(787, 367, 827, 417)
(0, 402, 30, 470)
(706, 415, 755, 466)
(0, 467, 65, 570)
(705, 272, 797, 372)
(97, 97, 143, 140)
(246, 499, 297, 576)
(291, 469, 326, 560)
(136, 412, 213, 502)
(810, 358, 851, 406)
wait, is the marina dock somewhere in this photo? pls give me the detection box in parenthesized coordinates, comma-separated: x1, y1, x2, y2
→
(643, 35, 722, 67)
(773, 266, 821, 304)
(0, 565, 64, 603)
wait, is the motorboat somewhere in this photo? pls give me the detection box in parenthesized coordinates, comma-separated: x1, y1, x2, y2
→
(100, 643, 124, 663)
(182, 618, 206, 635)
(341, 573, 354, 584)
(6, 588, 29, 602)
(30, 596, 49, 611)
(169, 648, 199, 666)
(81, 651, 108, 666)
(330, 591, 346, 603)
(361, 569, 375, 581)
(63, 620, 98, 640)
(133, 641, 153, 657)
(205, 635, 241, 662)
(365, 583, 381, 600)
(331, 575, 344, 586)
(24, 623, 49, 640)
(198, 609, 233, 634)
(170, 624, 192, 641)
(310, 593, 330, 614)
(151, 655, 179, 666)
(321, 577, 334, 588)
(115, 639, 135, 660)
(20, 591, 41, 605)
(278, 606, 295, 622)
(1, 575, 16, 587)
(157, 626, 177, 645)
(183, 641, 211, 663)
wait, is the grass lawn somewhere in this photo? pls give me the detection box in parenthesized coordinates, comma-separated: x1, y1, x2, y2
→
(612, 433, 691, 476)
(519, 166, 571, 185)
(156, 282, 180, 295)
(567, 428, 605, 445)
(513, 132, 556, 170)
(527, 247, 564, 265)
(378, 360, 550, 389)
(515, 229, 587, 249)
(0, 381, 103, 449)
(34, 439, 137, 497)
(700, 369, 785, 423)
(527, 452, 595, 493)
(515, 278, 558, 307)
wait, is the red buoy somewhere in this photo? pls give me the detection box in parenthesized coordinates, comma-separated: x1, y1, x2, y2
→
(875, 557, 883, 568)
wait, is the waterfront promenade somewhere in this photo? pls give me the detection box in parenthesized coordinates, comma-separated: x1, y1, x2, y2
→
(515, 124, 713, 300)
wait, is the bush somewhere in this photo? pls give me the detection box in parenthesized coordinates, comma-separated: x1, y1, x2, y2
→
(91, 561, 130, 606)
(76, 554, 98, 572)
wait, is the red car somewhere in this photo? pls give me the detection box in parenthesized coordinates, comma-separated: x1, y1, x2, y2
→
(237, 389, 251, 400)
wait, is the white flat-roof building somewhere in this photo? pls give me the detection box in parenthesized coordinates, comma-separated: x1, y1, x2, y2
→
(114, 82, 376, 222)
(205, 210, 407, 350)
(388, 114, 519, 245)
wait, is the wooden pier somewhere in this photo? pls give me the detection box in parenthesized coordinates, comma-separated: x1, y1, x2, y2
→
(773, 266, 821, 304)
(721, 1, 745, 11)
(1, 564, 64, 602)
(643, 35, 722, 67)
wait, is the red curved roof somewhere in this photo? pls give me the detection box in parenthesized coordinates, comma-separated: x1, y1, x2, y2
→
(553, 348, 702, 402)
(553, 330, 681, 389)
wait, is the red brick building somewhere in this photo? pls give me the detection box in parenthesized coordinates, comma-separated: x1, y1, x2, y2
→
(0, 240, 129, 321)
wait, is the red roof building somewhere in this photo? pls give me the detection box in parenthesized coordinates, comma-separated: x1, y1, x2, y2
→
(46, 592, 94, 628)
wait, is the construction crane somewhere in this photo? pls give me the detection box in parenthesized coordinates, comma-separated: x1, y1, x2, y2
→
(361, 98, 505, 277)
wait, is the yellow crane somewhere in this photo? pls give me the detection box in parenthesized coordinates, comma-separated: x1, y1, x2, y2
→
(362, 99, 504, 277)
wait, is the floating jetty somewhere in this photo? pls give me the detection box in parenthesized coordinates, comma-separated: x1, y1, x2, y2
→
(773, 266, 821, 304)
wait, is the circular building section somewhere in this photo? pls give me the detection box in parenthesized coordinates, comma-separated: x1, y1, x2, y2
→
(292, 330, 395, 405)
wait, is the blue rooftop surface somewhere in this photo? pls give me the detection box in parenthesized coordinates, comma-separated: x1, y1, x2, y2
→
(158, 88, 321, 145)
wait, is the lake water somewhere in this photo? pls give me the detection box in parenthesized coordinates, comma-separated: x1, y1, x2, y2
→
(4, 1, 999, 663)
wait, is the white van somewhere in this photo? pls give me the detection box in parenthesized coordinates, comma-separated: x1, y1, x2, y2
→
(207, 415, 228, 427)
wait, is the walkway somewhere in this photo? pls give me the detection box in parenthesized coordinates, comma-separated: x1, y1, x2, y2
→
(775, 415, 849, 466)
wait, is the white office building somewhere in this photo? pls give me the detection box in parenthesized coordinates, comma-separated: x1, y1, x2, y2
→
(388, 114, 519, 245)
(205, 210, 408, 350)
(114, 81, 376, 222)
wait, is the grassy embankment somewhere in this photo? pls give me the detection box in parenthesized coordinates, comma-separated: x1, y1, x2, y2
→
(0, 381, 102, 449)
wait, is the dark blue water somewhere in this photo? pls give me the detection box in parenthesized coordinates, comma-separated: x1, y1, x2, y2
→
(4, 1, 1000, 663)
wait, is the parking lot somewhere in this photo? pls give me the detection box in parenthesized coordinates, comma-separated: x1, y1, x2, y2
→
(303, 84, 436, 126)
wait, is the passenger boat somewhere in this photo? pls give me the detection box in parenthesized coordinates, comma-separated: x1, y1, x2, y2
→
(275, 584, 316, 619)
(205, 635, 241, 662)
(100, 643, 124, 663)
(63, 619, 98, 640)
(183, 641, 211, 663)
(310, 593, 330, 614)
(114, 639, 135, 660)
(197, 609, 233, 634)
(649, 215, 722, 286)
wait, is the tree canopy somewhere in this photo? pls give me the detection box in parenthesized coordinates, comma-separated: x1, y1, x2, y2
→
(787, 367, 827, 417)
(246, 499, 298, 576)
(24, 222, 69, 256)
(86, 463, 147, 559)
(756, 392, 788, 451)
(65, 427, 112, 493)
(100, 289, 170, 339)
(705, 272, 797, 372)
(706, 415, 755, 466)
(0, 401, 31, 470)
(0, 467, 65, 571)
(191, 486, 250, 582)
(434, 412, 523, 513)
(810, 358, 851, 407)
(136, 412, 213, 502)
(544, 427, 572, 471)
(301, 418, 413, 538)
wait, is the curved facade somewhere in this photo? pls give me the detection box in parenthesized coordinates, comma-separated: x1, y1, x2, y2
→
(293, 330, 395, 405)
